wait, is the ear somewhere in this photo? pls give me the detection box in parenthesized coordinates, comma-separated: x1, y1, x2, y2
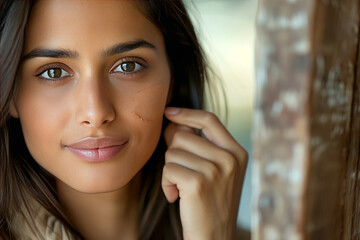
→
(9, 98, 19, 118)
(166, 76, 174, 105)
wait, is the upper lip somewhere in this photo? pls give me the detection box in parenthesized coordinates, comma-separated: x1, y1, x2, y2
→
(66, 137, 129, 149)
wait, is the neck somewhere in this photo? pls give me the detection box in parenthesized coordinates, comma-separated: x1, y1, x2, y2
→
(56, 175, 141, 240)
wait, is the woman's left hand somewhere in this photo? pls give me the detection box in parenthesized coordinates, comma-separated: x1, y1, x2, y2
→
(162, 107, 248, 240)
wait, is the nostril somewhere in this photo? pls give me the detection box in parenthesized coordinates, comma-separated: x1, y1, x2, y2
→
(81, 119, 111, 128)
(82, 120, 92, 126)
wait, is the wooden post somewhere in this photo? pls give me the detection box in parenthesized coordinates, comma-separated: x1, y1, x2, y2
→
(253, 0, 360, 239)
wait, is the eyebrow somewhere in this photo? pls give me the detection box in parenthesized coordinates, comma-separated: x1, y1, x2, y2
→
(102, 40, 156, 57)
(22, 48, 79, 60)
(22, 39, 156, 61)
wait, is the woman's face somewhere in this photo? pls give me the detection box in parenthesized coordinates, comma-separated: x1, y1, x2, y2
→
(11, 0, 171, 193)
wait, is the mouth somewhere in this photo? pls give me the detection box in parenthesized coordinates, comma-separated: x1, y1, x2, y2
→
(65, 137, 129, 163)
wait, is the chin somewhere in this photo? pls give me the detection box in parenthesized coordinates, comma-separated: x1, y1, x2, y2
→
(57, 167, 142, 194)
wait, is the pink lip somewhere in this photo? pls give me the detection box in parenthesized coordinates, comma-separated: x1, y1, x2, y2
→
(65, 137, 128, 163)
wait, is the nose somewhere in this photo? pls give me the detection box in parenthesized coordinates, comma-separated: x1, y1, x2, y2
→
(75, 78, 115, 128)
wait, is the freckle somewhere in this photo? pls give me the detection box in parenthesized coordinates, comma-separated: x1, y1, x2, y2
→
(132, 111, 150, 122)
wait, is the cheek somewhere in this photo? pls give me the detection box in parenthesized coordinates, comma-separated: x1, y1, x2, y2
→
(127, 83, 170, 158)
(132, 83, 169, 122)
(15, 84, 70, 163)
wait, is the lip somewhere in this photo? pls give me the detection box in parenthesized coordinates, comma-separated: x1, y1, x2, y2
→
(65, 137, 128, 163)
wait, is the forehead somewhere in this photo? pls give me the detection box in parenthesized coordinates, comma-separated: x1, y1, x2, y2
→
(24, 0, 162, 54)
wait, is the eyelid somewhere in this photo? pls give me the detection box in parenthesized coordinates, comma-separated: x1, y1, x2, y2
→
(36, 63, 72, 76)
(110, 56, 147, 74)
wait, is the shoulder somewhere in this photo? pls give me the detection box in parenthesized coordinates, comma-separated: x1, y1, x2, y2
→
(11, 199, 78, 240)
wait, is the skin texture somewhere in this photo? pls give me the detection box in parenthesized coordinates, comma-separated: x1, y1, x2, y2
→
(163, 108, 248, 240)
(12, 0, 171, 192)
(11, 1, 170, 239)
(10, 1, 248, 239)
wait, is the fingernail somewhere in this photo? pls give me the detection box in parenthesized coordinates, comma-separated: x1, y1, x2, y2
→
(165, 107, 180, 115)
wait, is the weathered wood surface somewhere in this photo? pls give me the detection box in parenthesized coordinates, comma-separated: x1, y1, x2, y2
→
(344, 41, 360, 239)
(307, 1, 359, 239)
(253, 1, 314, 239)
(348, 15, 360, 239)
(253, 0, 360, 239)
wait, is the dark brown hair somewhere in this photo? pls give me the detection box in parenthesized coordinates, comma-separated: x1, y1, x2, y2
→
(0, 1, 218, 239)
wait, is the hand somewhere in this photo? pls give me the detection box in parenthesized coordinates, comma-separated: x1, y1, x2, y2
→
(162, 107, 248, 240)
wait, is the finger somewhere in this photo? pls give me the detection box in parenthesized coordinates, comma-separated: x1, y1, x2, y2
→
(161, 162, 204, 202)
(164, 122, 195, 146)
(165, 107, 236, 147)
(164, 107, 247, 158)
(165, 148, 221, 180)
(165, 130, 238, 175)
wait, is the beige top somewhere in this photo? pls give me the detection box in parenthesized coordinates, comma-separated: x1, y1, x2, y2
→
(9, 199, 251, 240)
(11, 200, 78, 240)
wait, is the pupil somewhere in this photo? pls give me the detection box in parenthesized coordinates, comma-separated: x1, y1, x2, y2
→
(121, 62, 135, 72)
(48, 68, 61, 78)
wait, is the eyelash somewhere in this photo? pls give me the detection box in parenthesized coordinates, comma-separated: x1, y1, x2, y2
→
(110, 57, 147, 75)
(35, 58, 146, 81)
(36, 63, 72, 81)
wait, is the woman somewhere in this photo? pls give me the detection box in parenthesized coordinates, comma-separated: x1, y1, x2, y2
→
(0, 0, 247, 239)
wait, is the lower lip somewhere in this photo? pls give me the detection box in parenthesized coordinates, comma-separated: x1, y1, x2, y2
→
(67, 143, 127, 163)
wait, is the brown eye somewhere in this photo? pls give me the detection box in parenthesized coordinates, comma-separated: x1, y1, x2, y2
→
(38, 67, 71, 80)
(121, 62, 135, 72)
(47, 68, 62, 78)
(113, 61, 143, 74)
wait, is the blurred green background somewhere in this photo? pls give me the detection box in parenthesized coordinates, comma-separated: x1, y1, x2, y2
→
(185, 0, 257, 230)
